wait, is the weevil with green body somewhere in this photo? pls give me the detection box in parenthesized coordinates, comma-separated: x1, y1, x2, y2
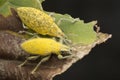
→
(17, 7, 66, 38)
(19, 38, 71, 74)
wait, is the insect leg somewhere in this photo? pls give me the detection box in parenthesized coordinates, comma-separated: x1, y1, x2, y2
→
(59, 36, 72, 46)
(31, 55, 51, 74)
(57, 54, 73, 59)
(18, 30, 40, 38)
(22, 23, 29, 29)
(18, 56, 40, 67)
(18, 59, 28, 67)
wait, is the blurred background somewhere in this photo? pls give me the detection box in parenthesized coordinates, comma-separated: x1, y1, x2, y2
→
(42, 0, 119, 80)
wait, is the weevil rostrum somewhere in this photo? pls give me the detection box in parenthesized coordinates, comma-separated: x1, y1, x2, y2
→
(19, 38, 71, 74)
(17, 7, 66, 38)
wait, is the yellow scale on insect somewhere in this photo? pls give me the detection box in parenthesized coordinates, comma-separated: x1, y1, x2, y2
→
(17, 7, 65, 38)
(17, 7, 71, 74)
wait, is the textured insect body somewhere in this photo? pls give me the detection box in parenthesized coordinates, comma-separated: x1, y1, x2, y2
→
(20, 38, 70, 74)
(21, 38, 69, 56)
(17, 7, 65, 37)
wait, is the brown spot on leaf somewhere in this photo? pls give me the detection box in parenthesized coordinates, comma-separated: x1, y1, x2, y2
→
(0, 8, 24, 32)
(0, 31, 29, 60)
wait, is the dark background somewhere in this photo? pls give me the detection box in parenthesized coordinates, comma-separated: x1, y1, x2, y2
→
(42, 0, 119, 80)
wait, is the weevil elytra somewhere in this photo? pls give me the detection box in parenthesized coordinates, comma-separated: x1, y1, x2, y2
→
(17, 7, 66, 38)
(19, 38, 71, 74)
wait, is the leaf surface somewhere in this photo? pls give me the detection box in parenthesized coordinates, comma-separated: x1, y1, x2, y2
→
(0, 0, 43, 16)
(48, 13, 97, 44)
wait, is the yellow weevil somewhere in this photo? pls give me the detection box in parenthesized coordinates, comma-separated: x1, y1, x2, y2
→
(17, 7, 65, 38)
(19, 38, 71, 74)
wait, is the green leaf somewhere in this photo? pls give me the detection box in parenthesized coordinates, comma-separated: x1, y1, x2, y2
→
(0, 0, 44, 16)
(0, 0, 97, 45)
(47, 13, 97, 45)
(0, 0, 7, 7)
